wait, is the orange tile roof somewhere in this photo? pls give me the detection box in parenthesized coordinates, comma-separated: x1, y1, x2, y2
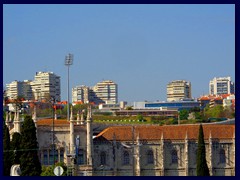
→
(37, 118, 69, 126)
(95, 124, 235, 141)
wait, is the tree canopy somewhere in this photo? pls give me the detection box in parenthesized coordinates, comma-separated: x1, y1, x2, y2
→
(19, 115, 42, 176)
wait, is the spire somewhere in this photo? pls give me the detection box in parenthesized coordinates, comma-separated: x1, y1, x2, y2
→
(32, 106, 37, 122)
(80, 110, 85, 124)
(9, 111, 12, 122)
(69, 105, 75, 154)
(185, 131, 188, 140)
(86, 104, 93, 167)
(14, 111, 17, 121)
(16, 110, 19, 121)
(87, 104, 92, 121)
(161, 131, 164, 141)
(14, 110, 21, 133)
(76, 110, 80, 125)
(70, 106, 73, 121)
(54, 107, 57, 120)
(135, 132, 141, 176)
(5, 111, 9, 122)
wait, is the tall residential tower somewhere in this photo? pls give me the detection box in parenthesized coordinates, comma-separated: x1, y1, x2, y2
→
(209, 77, 234, 95)
(167, 80, 192, 102)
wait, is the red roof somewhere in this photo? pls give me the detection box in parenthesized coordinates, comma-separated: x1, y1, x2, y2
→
(37, 118, 69, 126)
(95, 124, 235, 141)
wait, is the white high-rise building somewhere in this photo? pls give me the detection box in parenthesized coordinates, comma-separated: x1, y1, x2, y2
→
(72, 85, 95, 104)
(6, 80, 33, 100)
(209, 77, 234, 95)
(167, 80, 192, 102)
(72, 80, 118, 105)
(93, 80, 118, 104)
(31, 72, 61, 101)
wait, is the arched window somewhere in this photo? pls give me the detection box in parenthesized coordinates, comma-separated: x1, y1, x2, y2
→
(49, 149, 58, 165)
(147, 150, 154, 164)
(123, 151, 130, 165)
(100, 151, 107, 165)
(171, 149, 178, 164)
(220, 149, 226, 164)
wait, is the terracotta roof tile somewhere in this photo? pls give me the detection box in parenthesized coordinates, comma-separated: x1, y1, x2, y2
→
(95, 124, 235, 141)
(37, 118, 69, 126)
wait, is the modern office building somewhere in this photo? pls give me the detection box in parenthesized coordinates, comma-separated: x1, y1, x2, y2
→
(209, 77, 234, 95)
(31, 72, 61, 102)
(167, 80, 192, 102)
(93, 80, 118, 104)
(5, 80, 33, 100)
(133, 100, 200, 111)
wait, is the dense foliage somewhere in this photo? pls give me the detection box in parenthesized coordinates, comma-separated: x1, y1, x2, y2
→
(19, 116, 42, 176)
(3, 123, 13, 176)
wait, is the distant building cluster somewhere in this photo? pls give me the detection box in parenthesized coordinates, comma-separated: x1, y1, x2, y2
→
(5, 72, 61, 101)
(4, 73, 234, 112)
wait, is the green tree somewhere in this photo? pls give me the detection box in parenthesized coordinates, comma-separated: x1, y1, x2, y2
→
(41, 162, 67, 176)
(125, 106, 133, 110)
(196, 124, 210, 176)
(11, 132, 22, 164)
(3, 123, 13, 176)
(20, 116, 42, 176)
(179, 109, 189, 120)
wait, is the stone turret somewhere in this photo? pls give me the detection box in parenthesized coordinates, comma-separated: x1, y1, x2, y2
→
(5, 111, 10, 128)
(185, 131, 189, 176)
(69, 106, 75, 154)
(86, 105, 93, 166)
(208, 131, 213, 176)
(14, 110, 21, 133)
(32, 106, 37, 128)
(76, 110, 80, 125)
(160, 132, 165, 176)
(54, 108, 57, 120)
(80, 110, 85, 125)
(135, 133, 141, 176)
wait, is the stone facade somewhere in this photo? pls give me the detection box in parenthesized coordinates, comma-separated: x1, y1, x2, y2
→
(7, 109, 235, 176)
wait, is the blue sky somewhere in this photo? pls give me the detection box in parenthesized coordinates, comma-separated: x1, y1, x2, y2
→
(3, 4, 235, 103)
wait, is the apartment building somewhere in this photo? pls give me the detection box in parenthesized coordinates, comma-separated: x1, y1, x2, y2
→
(93, 80, 118, 104)
(5, 80, 33, 100)
(31, 72, 61, 101)
(167, 80, 192, 102)
(72, 85, 96, 104)
(72, 80, 118, 105)
(209, 77, 234, 95)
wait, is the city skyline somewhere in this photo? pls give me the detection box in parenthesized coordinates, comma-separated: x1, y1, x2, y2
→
(3, 4, 235, 102)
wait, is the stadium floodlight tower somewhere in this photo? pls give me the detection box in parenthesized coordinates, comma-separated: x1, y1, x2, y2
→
(65, 53, 73, 121)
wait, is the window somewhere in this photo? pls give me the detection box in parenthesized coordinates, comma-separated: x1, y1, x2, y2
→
(171, 149, 178, 164)
(147, 150, 154, 164)
(100, 151, 106, 165)
(49, 149, 58, 165)
(43, 150, 48, 165)
(220, 149, 226, 164)
(123, 151, 130, 165)
(77, 149, 84, 165)
(60, 149, 64, 162)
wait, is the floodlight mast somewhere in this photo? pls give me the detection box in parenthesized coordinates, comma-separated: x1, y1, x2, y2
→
(65, 53, 73, 121)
